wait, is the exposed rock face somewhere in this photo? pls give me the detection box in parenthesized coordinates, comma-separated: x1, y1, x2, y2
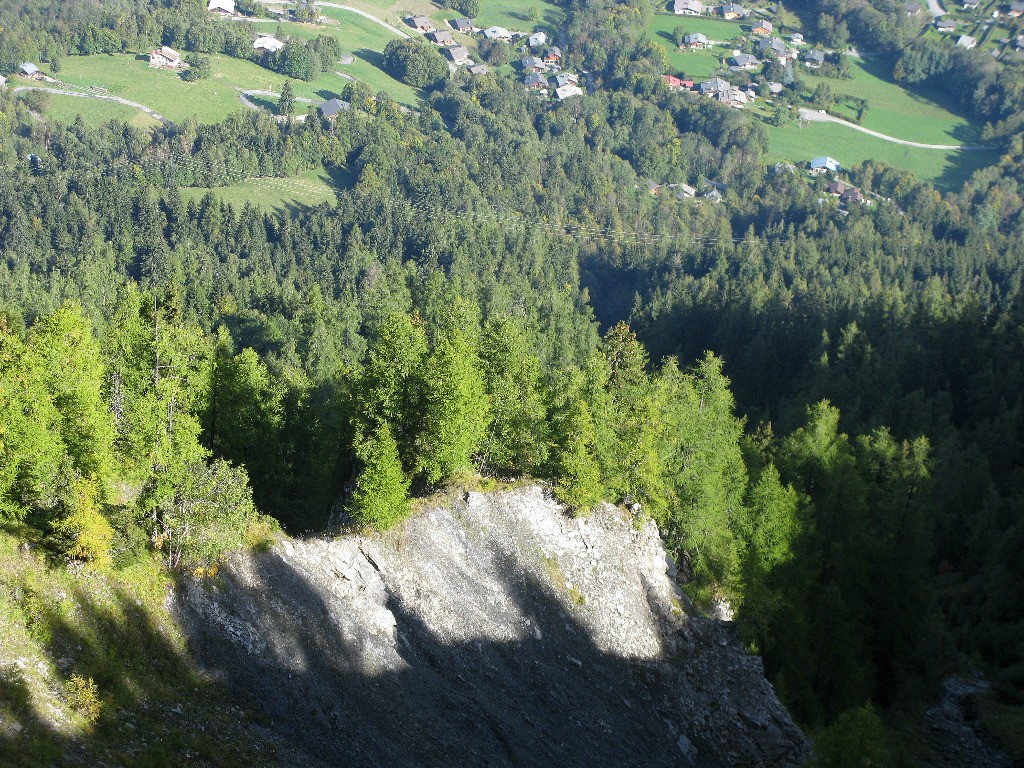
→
(179, 485, 810, 767)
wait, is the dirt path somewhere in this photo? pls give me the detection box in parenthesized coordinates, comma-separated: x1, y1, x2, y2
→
(797, 108, 982, 150)
(238, 89, 317, 121)
(11, 86, 169, 123)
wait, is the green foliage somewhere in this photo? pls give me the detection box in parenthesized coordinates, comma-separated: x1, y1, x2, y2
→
(182, 54, 212, 81)
(450, 0, 480, 17)
(278, 78, 295, 116)
(350, 422, 411, 530)
(478, 317, 548, 474)
(417, 302, 490, 484)
(383, 39, 448, 89)
(50, 478, 114, 568)
(551, 368, 605, 513)
(809, 704, 893, 768)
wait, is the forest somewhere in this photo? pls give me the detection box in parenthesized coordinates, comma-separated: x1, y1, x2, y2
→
(1, 0, 1024, 763)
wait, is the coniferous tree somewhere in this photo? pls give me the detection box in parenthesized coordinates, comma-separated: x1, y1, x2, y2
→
(350, 422, 410, 529)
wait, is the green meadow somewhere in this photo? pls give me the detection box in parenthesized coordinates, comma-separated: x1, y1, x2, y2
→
(179, 166, 344, 211)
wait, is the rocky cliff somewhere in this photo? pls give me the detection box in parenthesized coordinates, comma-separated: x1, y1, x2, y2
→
(179, 485, 810, 767)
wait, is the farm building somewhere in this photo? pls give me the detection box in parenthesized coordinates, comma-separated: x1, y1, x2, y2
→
(149, 46, 185, 69)
(208, 0, 235, 16)
(253, 35, 285, 53)
(673, 0, 704, 14)
(809, 156, 840, 175)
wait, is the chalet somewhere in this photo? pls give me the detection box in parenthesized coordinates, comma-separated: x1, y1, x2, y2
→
(758, 36, 790, 59)
(452, 18, 473, 33)
(555, 84, 584, 100)
(730, 53, 760, 70)
(253, 35, 285, 53)
(699, 76, 730, 95)
(936, 19, 957, 32)
(674, 183, 697, 199)
(441, 45, 470, 65)
(207, 0, 235, 16)
(720, 3, 747, 19)
(809, 156, 840, 175)
(482, 26, 513, 41)
(645, 179, 661, 195)
(149, 46, 184, 69)
(318, 98, 349, 119)
(840, 186, 866, 206)
(963, 0, 979, 7)
(430, 30, 455, 45)
(1009, 0, 1024, 16)
(469, 63, 490, 75)
(683, 32, 710, 48)
(720, 88, 748, 107)
(753, 20, 773, 35)
(905, 1, 921, 15)
(791, 32, 804, 44)
(410, 16, 435, 32)
(956, 34, 977, 48)
(703, 187, 723, 203)
(19, 62, 41, 77)
(528, 31, 548, 47)
(544, 46, 562, 63)
(825, 180, 849, 195)
(802, 49, 826, 67)
(555, 72, 580, 87)
(662, 74, 685, 90)
(521, 55, 548, 73)
(673, 0, 704, 14)
(524, 72, 548, 91)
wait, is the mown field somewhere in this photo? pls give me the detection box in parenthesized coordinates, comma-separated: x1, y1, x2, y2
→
(30, 91, 162, 132)
(647, 13, 751, 81)
(795, 55, 982, 146)
(764, 120, 998, 191)
(179, 166, 344, 211)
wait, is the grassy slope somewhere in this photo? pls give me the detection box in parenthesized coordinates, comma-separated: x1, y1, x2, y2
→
(647, 13, 746, 80)
(764, 120, 999, 190)
(179, 166, 344, 211)
(796, 56, 981, 145)
(40, 92, 162, 132)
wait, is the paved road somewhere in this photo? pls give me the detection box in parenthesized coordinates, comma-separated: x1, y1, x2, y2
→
(239, 89, 315, 121)
(798, 108, 982, 150)
(12, 86, 169, 123)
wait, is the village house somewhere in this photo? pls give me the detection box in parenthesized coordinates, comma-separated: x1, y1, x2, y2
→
(662, 74, 685, 90)
(19, 62, 43, 79)
(555, 84, 584, 100)
(207, 0, 235, 16)
(673, 0, 705, 15)
(528, 31, 548, 48)
(430, 30, 455, 45)
(253, 35, 285, 53)
(673, 183, 697, 199)
(149, 46, 185, 69)
(767, 81, 784, 95)
(524, 72, 548, 91)
(683, 32, 710, 48)
(730, 53, 760, 70)
(544, 46, 562, 64)
(318, 98, 349, 119)
(1009, 0, 1024, 17)
(753, 20, 773, 35)
(644, 179, 661, 195)
(1017, 34, 1024, 49)
(825, 180, 849, 196)
(555, 72, 579, 87)
(720, 3, 748, 19)
(963, 0, 979, 8)
(905, 1, 921, 15)
(840, 186, 866, 206)
(451, 18, 473, 33)
(699, 76, 730, 95)
(936, 19, 957, 32)
(482, 26, 513, 41)
(468, 63, 489, 75)
(758, 36, 790, 59)
(809, 156, 840, 175)
(0, 75, 7, 89)
(956, 34, 977, 48)
(410, 15, 435, 32)
(443, 45, 471, 65)
(802, 49, 826, 67)
(791, 32, 804, 44)
(521, 55, 548, 73)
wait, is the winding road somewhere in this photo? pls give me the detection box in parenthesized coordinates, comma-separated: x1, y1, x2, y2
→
(12, 86, 169, 123)
(253, 0, 410, 38)
(798, 108, 983, 150)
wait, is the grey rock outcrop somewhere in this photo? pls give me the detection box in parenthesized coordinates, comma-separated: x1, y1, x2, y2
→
(179, 485, 809, 767)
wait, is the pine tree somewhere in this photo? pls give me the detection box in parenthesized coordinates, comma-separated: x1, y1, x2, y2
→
(278, 79, 295, 117)
(350, 423, 410, 530)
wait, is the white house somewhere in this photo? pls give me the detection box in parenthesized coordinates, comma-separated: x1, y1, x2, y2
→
(208, 0, 235, 16)
(673, 0, 704, 14)
(253, 35, 285, 53)
(149, 46, 184, 69)
(528, 31, 548, 47)
(482, 26, 513, 41)
(809, 156, 840, 175)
